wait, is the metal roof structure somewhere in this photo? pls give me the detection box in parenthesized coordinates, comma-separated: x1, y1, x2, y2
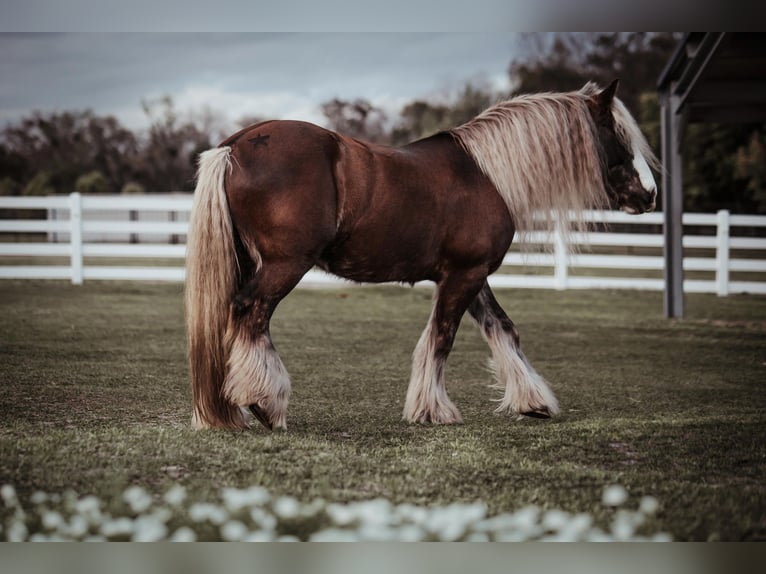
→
(657, 33, 766, 317)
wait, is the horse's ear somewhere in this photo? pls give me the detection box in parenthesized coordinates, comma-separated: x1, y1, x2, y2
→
(596, 79, 619, 108)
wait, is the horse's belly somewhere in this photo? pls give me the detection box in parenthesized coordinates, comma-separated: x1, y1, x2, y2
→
(317, 234, 438, 285)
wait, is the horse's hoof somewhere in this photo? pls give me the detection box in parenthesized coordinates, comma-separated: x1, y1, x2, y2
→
(521, 407, 551, 419)
(248, 404, 273, 431)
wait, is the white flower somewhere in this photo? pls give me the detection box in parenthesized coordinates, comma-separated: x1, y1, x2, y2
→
(30, 491, 48, 505)
(423, 505, 466, 537)
(243, 530, 275, 542)
(483, 507, 544, 541)
(163, 485, 187, 508)
(65, 515, 89, 539)
(6, 519, 28, 542)
(299, 498, 326, 519)
(458, 502, 487, 525)
(249, 507, 277, 531)
(76, 495, 101, 514)
(76, 495, 103, 526)
(396, 524, 426, 542)
(358, 523, 398, 541)
(42, 510, 65, 531)
(602, 485, 629, 507)
(473, 514, 517, 533)
(513, 505, 541, 532)
(325, 503, 357, 526)
(272, 496, 300, 519)
(189, 503, 228, 525)
(169, 527, 197, 542)
(395, 503, 428, 525)
(1, 484, 17, 507)
(29, 533, 50, 542)
(222, 486, 270, 512)
(437, 521, 465, 542)
(585, 528, 613, 542)
(542, 509, 571, 532)
(100, 517, 135, 538)
(423, 503, 485, 541)
(465, 532, 490, 542)
(557, 513, 593, 541)
(62, 490, 79, 512)
(132, 515, 168, 542)
(123, 486, 153, 514)
(350, 499, 394, 527)
(610, 510, 637, 540)
(220, 520, 249, 541)
(493, 529, 532, 542)
(309, 528, 360, 542)
(639, 496, 659, 515)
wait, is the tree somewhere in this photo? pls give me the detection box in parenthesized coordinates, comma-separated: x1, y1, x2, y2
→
(510, 33, 680, 114)
(22, 171, 54, 197)
(735, 130, 766, 212)
(447, 83, 496, 127)
(391, 100, 450, 144)
(321, 98, 389, 143)
(2, 110, 139, 195)
(0, 143, 26, 196)
(74, 171, 111, 195)
(391, 82, 496, 145)
(683, 122, 766, 213)
(137, 96, 213, 192)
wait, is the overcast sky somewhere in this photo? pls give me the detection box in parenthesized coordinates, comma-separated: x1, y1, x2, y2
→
(0, 33, 521, 134)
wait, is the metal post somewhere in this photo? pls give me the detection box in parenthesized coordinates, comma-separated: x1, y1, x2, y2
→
(661, 92, 685, 318)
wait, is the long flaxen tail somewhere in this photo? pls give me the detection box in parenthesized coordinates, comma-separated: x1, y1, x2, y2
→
(185, 146, 249, 429)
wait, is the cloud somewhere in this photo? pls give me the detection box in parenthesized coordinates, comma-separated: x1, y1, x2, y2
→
(0, 33, 518, 131)
(171, 84, 327, 127)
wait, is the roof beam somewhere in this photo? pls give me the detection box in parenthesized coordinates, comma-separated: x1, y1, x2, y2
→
(685, 81, 766, 106)
(675, 33, 727, 109)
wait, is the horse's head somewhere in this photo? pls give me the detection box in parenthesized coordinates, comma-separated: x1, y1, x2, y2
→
(587, 80, 658, 214)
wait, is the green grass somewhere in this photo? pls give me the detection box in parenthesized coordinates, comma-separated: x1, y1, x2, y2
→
(1, 280, 765, 541)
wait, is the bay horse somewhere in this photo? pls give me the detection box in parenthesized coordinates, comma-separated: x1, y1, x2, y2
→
(185, 80, 658, 430)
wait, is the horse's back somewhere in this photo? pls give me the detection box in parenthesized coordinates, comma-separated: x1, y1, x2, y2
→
(221, 120, 514, 284)
(324, 132, 515, 283)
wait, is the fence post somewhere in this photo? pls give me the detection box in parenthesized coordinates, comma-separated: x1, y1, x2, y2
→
(715, 209, 730, 297)
(70, 192, 83, 285)
(553, 219, 568, 290)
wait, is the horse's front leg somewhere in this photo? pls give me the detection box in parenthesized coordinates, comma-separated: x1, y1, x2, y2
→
(403, 270, 486, 424)
(468, 282, 559, 418)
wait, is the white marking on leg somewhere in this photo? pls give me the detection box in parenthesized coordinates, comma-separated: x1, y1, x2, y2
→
(403, 309, 462, 424)
(482, 322, 559, 416)
(223, 329, 290, 429)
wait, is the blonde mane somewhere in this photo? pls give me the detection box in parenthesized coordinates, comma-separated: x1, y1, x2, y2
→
(451, 83, 653, 244)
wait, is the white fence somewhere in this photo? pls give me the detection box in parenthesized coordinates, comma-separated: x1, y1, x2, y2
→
(1, 193, 765, 295)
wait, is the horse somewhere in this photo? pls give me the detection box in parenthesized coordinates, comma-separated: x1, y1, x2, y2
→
(185, 79, 658, 431)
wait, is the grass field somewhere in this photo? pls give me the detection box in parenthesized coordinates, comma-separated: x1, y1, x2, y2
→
(0, 280, 764, 540)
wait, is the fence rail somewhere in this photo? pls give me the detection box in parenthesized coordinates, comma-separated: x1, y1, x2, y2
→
(1, 193, 765, 295)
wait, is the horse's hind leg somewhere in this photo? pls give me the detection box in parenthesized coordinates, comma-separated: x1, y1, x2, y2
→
(403, 271, 486, 424)
(223, 260, 310, 430)
(468, 282, 559, 418)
